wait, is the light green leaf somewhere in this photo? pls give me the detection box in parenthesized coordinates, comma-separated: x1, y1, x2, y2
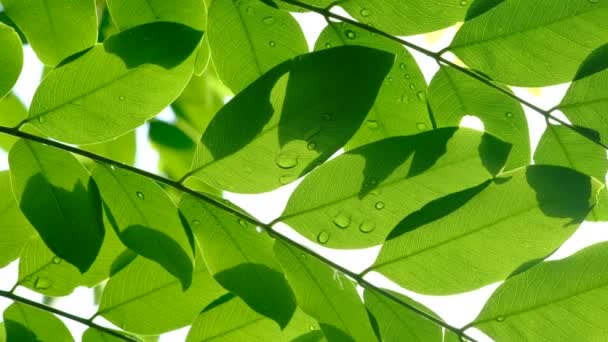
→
(370, 165, 602, 294)
(149, 120, 197, 180)
(314, 22, 430, 150)
(280, 128, 511, 249)
(80, 131, 137, 166)
(179, 194, 297, 328)
(2, 0, 96, 66)
(17, 237, 82, 297)
(187, 46, 393, 193)
(364, 290, 459, 342)
(0, 93, 27, 151)
(449, 0, 608, 86)
(3, 302, 72, 342)
(27, 22, 202, 144)
(274, 241, 376, 342)
(0, 322, 5, 342)
(97, 256, 225, 335)
(0, 171, 35, 268)
(82, 328, 125, 342)
(429, 65, 530, 170)
(92, 164, 194, 289)
(470, 242, 608, 341)
(106, 0, 206, 30)
(339, 0, 470, 35)
(0, 22, 22, 98)
(9, 139, 105, 273)
(558, 44, 608, 144)
(207, 0, 308, 93)
(187, 294, 322, 342)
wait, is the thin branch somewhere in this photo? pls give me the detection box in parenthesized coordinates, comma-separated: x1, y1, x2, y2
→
(0, 290, 138, 342)
(272, 0, 608, 151)
(0, 125, 476, 341)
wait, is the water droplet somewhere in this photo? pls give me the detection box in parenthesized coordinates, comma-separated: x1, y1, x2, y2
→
(505, 112, 514, 118)
(309, 325, 315, 331)
(416, 122, 428, 131)
(417, 91, 426, 102)
(333, 214, 351, 229)
(375, 201, 385, 210)
(399, 63, 407, 70)
(38, 116, 45, 123)
(409, 84, 416, 90)
(263, 16, 275, 24)
(34, 277, 51, 290)
(245, 6, 254, 14)
(325, 42, 332, 48)
(279, 175, 296, 185)
(300, 253, 307, 260)
(307, 142, 317, 150)
(321, 113, 332, 121)
(404, 74, 411, 79)
(398, 95, 408, 104)
(366, 120, 379, 129)
(317, 231, 329, 244)
(276, 154, 298, 169)
(136, 191, 144, 199)
(360, 8, 370, 17)
(345, 30, 356, 39)
(269, 41, 276, 47)
(359, 221, 376, 233)
(460, 0, 469, 5)
(388, 76, 394, 82)
(119, 96, 125, 101)
(589, 0, 599, 3)
(238, 219, 246, 227)
(192, 220, 200, 226)
(52, 257, 61, 264)
(496, 315, 505, 322)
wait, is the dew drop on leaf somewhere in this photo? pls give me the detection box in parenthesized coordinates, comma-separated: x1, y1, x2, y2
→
(118, 96, 125, 101)
(262, 16, 275, 24)
(404, 74, 411, 79)
(34, 277, 51, 290)
(245, 6, 254, 15)
(279, 175, 297, 185)
(366, 120, 379, 129)
(325, 42, 332, 48)
(52, 257, 61, 264)
(276, 154, 298, 169)
(409, 84, 416, 90)
(317, 231, 330, 244)
(136, 191, 145, 199)
(360, 8, 370, 17)
(38, 116, 45, 123)
(238, 219, 246, 227)
(345, 30, 356, 39)
(269, 41, 276, 47)
(333, 214, 351, 229)
(399, 63, 407, 70)
(307, 142, 317, 150)
(359, 221, 376, 233)
(417, 91, 426, 102)
(375, 201, 385, 210)
(505, 112, 514, 118)
(460, 0, 469, 5)
(416, 122, 428, 131)
(496, 315, 506, 322)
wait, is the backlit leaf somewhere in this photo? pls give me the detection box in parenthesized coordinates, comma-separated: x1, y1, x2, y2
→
(0, 94, 28, 151)
(0, 22, 22, 98)
(3, 302, 72, 342)
(0, 171, 35, 268)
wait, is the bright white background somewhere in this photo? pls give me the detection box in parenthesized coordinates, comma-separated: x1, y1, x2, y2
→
(1, 8, 607, 342)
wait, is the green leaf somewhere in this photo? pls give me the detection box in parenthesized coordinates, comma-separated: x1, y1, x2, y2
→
(186, 295, 321, 342)
(370, 165, 602, 294)
(0, 22, 22, 98)
(274, 241, 377, 342)
(0, 171, 35, 268)
(449, 0, 608, 86)
(9, 139, 105, 273)
(97, 256, 225, 335)
(470, 241, 608, 341)
(429, 65, 530, 170)
(187, 46, 394, 193)
(2, 0, 96, 66)
(207, 0, 308, 93)
(280, 128, 511, 249)
(17, 237, 82, 297)
(149, 120, 197, 180)
(0, 93, 27, 151)
(3, 302, 72, 342)
(364, 290, 459, 342)
(0, 322, 5, 342)
(558, 44, 608, 144)
(314, 22, 430, 150)
(339, 0, 470, 36)
(105, 0, 206, 30)
(179, 194, 297, 328)
(27, 22, 202, 144)
(92, 164, 194, 289)
(80, 131, 137, 166)
(82, 328, 125, 342)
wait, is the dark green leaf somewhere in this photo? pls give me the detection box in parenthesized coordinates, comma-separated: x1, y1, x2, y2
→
(280, 128, 511, 249)
(3, 302, 72, 342)
(207, 0, 308, 93)
(149, 120, 197, 180)
(0, 171, 35, 268)
(0, 22, 22, 99)
(27, 22, 202, 144)
(180, 194, 297, 328)
(2, 0, 96, 65)
(471, 242, 608, 341)
(450, 0, 608, 86)
(274, 241, 376, 342)
(429, 65, 530, 170)
(370, 165, 602, 294)
(92, 164, 194, 289)
(97, 256, 225, 335)
(9, 139, 105, 273)
(82, 328, 125, 342)
(314, 22, 430, 150)
(187, 46, 394, 193)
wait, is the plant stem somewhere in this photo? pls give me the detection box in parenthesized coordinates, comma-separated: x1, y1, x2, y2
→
(0, 125, 476, 341)
(272, 0, 608, 151)
(0, 289, 138, 342)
